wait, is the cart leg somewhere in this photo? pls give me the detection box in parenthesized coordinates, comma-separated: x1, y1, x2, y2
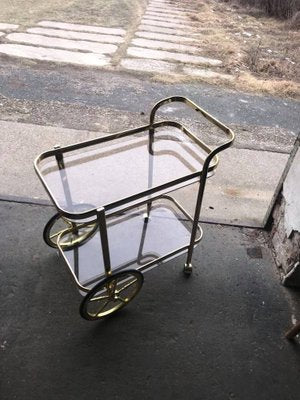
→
(184, 173, 208, 275)
(144, 201, 152, 222)
(145, 127, 154, 222)
(97, 208, 112, 277)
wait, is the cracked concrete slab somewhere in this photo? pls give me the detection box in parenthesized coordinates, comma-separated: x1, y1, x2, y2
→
(131, 37, 201, 53)
(6, 33, 118, 54)
(127, 46, 222, 66)
(0, 22, 19, 30)
(121, 57, 177, 74)
(143, 13, 190, 23)
(27, 27, 124, 44)
(121, 58, 232, 82)
(138, 24, 194, 35)
(145, 11, 189, 20)
(135, 30, 197, 43)
(147, 6, 190, 14)
(184, 66, 234, 81)
(141, 18, 194, 30)
(38, 20, 126, 36)
(0, 44, 110, 66)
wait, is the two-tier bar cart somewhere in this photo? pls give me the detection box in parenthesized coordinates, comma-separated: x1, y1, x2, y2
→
(34, 96, 234, 320)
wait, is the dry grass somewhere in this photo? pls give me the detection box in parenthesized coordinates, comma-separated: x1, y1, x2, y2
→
(236, 72, 300, 97)
(172, 0, 300, 97)
(0, 0, 146, 28)
(151, 73, 190, 84)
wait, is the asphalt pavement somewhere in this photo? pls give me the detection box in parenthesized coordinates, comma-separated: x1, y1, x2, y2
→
(0, 59, 299, 131)
(1, 200, 300, 400)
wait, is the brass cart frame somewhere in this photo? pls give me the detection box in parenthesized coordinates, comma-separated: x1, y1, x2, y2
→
(34, 96, 234, 320)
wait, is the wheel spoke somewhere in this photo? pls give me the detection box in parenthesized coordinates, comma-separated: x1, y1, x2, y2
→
(115, 278, 138, 294)
(62, 217, 73, 228)
(115, 295, 128, 304)
(90, 295, 110, 302)
(49, 230, 65, 240)
(95, 299, 111, 315)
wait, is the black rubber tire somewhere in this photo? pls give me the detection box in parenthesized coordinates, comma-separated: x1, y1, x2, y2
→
(43, 213, 66, 248)
(80, 270, 144, 321)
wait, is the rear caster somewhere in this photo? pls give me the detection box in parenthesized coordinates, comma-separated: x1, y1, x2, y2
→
(183, 263, 193, 275)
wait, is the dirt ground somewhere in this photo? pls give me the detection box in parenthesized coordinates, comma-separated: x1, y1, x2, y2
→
(0, 0, 146, 28)
(176, 0, 300, 98)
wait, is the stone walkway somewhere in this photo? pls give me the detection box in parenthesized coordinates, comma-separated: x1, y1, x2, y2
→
(0, 0, 233, 80)
(0, 20, 125, 66)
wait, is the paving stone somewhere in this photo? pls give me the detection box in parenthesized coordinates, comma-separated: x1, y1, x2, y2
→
(7, 33, 118, 54)
(148, 4, 190, 12)
(121, 57, 177, 74)
(0, 23, 19, 30)
(127, 46, 222, 66)
(143, 14, 193, 25)
(27, 27, 124, 44)
(149, 0, 175, 4)
(0, 44, 110, 66)
(139, 24, 193, 36)
(147, 7, 188, 15)
(149, 0, 185, 3)
(144, 12, 189, 21)
(183, 66, 234, 81)
(38, 21, 126, 36)
(131, 37, 200, 53)
(136, 31, 197, 43)
(141, 19, 194, 30)
(149, 0, 183, 4)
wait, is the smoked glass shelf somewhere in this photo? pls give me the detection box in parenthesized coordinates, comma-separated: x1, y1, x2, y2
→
(58, 197, 202, 291)
(36, 122, 218, 218)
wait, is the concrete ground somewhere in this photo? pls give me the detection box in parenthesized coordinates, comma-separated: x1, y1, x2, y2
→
(1, 200, 300, 400)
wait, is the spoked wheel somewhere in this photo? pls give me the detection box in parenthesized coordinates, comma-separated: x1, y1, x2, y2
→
(43, 213, 97, 250)
(80, 270, 144, 321)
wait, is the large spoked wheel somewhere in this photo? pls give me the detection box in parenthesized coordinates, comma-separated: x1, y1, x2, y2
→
(43, 213, 97, 250)
(80, 270, 144, 321)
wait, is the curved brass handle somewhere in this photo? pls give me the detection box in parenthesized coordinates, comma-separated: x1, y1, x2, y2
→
(149, 96, 234, 149)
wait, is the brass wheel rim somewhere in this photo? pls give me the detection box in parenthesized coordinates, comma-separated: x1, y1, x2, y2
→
(44, 214, 97, 250)
(58, 221, 97, 250)
(81, 271, 143, 320)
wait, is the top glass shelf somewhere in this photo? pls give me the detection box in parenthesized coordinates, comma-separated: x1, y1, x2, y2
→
(35, 122, 217, 217)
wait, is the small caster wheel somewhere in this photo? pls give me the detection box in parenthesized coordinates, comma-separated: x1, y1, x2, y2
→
(183, 263, 193, 276)
(80, 270, 144, 320)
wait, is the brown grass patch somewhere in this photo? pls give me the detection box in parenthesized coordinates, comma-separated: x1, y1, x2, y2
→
(236, 72, 300, 97)
(171, 0, 300, 97)
(0, 0, 147, 27)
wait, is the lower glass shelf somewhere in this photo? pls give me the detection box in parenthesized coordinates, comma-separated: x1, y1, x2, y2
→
(58, 197, 202, 292)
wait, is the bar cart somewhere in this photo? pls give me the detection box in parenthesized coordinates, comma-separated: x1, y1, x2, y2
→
(34, 96, 234, 320)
